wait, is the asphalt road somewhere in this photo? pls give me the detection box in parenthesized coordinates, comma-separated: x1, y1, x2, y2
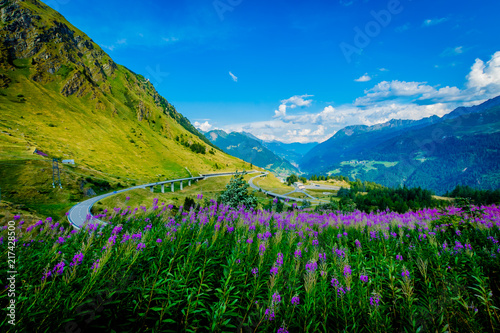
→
(303, 183, 341, 191)
(68, 171, 256, 229)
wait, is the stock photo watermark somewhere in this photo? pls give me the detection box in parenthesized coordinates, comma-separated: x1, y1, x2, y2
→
(5, 220, 17, 326)
(340, 0, 410, 64)
(213, 0, 243, 21)
(145, 65, 169, 87)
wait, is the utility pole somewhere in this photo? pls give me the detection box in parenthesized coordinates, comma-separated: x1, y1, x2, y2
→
(52, 158, 62, 189)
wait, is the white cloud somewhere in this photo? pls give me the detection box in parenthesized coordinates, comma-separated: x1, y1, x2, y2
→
(194, 121, 213, 132)
(116, 39, 127, 45)
(466, 51, 500, 94)
(281, 94, 313, 107)
(221, 51, 500, 143)
(422, 18, 448, 27)
(229, 71, 238, 82)
(355, 73, 372, 82)
(273, 104, 287, 118)
(379, 68, 389, 72)
(441, 46, 464, 57)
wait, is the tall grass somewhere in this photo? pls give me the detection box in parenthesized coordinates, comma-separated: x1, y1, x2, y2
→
(1, 199, 499, 332)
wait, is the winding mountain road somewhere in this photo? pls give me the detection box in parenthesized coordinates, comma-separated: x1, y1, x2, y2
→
(67, 171, 256, 229)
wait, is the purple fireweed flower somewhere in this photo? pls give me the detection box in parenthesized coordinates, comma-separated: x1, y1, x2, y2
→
(305, 261, 318, 273)
(456, 229, 461, 236)
(197, 193, 203, 200)
(360, 275, 369, 283)
(41, 270, 52, 281)
(370, 295, 380, 307)
(343, 265, 352, 277)
(46, 217, 53, 223)
(337, 233, 342, 239)
(343, 231, 348, 237)
(137, 242, 146, 251)
(270, 266, 279, 275)
(265, 308, 275, 321)
(277, 327, 289, 333)
(355, 239, 362, 248)
(111, 225, 123, 235)
(13, 215, 21, 221)
(144, 224, 152, 231)
(125, 196, 130, 201)
(251, 267, 258, 276)
(156, 238, 162, 243)
(396, 254, 403, 261)
(312, 239, 319, 246)
(56, 237, 65, 244)
(331, 277, 339, 288)
(53, 261, 65, 275)
(131, 232, 142, 240)
(401, 269, 410, 279)
(319, 253, 327, 263)
(91, 260, 100, 271)
(291, 296, 300, 306)
(276, 253, 284, 267)
(337, 286, 346, 298)
(70, 252, 84, 267)
(294, 249, 302, 259)
(121, 234, 131, 243)
(259, 243, 266, 255)
(272, 292, 281, 304)
(246, 238, 253, 244)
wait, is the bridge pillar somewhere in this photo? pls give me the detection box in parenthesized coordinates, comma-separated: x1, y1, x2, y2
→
(150, 186, 154, 193)
(161, 184, 165, 193)
(180, 181, 183, 190)
(171, 183, 174, 192)
(188, 179, 191, 186)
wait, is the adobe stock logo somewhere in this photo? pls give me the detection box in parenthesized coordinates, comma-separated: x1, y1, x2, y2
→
(340, 0, 408, 64)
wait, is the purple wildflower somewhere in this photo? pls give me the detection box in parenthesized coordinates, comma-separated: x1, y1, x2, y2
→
(276, 253, 284, 267)
(265, 308, 275, 321)
(360, 274, 369, 283)
(156, 238, 162, 243)
(305, 261, 318, 273)
(251, 267, 258, 276)
(91, 260, 100, 271)
(270, 266, 279, 275)
(137, 242, 146, 251)
(343, 265, 352, 277)
(272, 292, 281, 304)
(291, 296, 300, 306)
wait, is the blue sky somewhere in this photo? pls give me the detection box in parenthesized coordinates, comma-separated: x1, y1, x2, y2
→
(46, 0, 500, 143)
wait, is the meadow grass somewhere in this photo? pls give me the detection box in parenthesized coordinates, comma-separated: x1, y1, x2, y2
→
(1, 199, 499, 332)
(255, 174, 294, 195)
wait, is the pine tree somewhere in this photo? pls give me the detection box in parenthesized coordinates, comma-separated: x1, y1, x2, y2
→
(219, 171, 257, 209)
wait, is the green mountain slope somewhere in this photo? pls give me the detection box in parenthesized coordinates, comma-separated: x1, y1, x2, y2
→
(0, 0, 250, 216)
(205, 130, 299, 177)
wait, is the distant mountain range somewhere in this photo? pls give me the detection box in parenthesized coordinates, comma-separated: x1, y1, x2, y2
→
(204, 130, 316, 177)
(299, 96, 500, 194)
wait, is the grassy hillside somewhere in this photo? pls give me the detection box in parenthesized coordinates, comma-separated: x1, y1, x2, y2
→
(0, 0, 253, 217)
